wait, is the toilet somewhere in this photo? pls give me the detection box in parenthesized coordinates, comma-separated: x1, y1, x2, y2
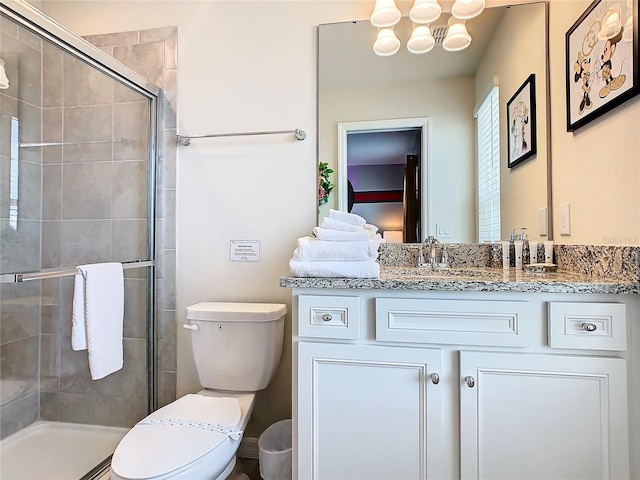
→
(110, 302, 287, 480)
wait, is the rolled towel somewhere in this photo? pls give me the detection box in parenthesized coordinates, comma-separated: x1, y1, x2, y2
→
(329, 209, 366, 227)
(289, 259, 380, 279)
(293, 236, 379, 261)
(320, 217, 363, 232)
(312, 227, 371, 242)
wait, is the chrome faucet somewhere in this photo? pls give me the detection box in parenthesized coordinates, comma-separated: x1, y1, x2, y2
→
(424, 235, 439, 269)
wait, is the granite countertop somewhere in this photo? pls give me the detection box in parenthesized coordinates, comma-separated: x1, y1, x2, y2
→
(280, 265, 639, 294)
(281, 243, 640, 294)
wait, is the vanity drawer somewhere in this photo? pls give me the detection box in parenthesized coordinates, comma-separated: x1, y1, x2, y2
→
(548, 302, 627, 351)
(375, 298, 530, 347)
(297, 295, 360, 339)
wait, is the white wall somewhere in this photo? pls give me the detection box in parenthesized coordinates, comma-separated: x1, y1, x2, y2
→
(39, 0, 640, 436)
(549, 0, 640, 245)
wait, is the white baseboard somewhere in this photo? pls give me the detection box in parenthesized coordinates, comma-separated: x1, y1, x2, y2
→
(238, 436, 259, 459)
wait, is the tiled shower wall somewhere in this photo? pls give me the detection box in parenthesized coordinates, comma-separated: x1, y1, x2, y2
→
(37, 40, 151, 427)
(83, 27, 178, 409)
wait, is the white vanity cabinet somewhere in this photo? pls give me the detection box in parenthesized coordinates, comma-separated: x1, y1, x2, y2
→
(291, 289, 636, 480)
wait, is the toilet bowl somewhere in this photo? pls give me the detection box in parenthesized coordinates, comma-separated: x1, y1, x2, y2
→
(110, 302, 287, 480)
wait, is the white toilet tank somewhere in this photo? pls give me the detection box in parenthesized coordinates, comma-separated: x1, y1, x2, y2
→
(186, 302, 286, 391)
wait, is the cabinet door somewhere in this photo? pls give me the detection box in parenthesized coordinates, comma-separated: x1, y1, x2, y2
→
(460, 352, 629, 480)
(298, 342, 442, 480)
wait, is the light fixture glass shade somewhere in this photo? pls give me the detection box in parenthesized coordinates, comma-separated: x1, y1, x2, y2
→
(409, 0, 442, 24)
(370, 0, 402, 28)
(598, 7, 622, 40)
(451, 0, 485, 20)
(373, 28, 401, 56)
(622, 14, 633, 42)
(442, 18, 471, 51)
(0, 59, 9, 90)
(407, 24, 436, 54)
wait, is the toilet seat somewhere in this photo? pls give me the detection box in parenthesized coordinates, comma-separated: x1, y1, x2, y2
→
(111, 394, 242, 480)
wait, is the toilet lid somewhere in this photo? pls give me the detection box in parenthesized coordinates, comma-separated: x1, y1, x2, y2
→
(112, 394, 242, 479)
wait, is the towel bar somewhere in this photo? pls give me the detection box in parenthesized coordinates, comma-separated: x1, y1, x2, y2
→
(0, 260, 155, 284)
(176, 128, 306, 146)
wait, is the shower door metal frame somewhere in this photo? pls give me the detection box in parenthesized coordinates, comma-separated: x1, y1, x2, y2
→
(1, 0, 162, 414)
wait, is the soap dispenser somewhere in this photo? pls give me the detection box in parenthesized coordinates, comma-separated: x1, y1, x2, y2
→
(439, 245, 449, 267)
(417, 246, 425, 267)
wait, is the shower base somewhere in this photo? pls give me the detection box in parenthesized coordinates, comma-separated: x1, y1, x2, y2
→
(0, 420, 127, 479)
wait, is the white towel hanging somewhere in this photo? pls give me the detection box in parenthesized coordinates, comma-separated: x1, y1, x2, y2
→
(72, 262, 124, 380)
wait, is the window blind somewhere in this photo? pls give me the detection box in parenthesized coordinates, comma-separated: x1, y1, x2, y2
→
(476, 87, 500, 243)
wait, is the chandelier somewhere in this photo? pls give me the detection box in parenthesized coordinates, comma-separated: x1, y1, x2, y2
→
(370, 0, 486, 56)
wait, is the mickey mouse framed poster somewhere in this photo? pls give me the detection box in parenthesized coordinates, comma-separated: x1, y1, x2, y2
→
(507, 74, 537, 168)
(566, 0, 639, 132)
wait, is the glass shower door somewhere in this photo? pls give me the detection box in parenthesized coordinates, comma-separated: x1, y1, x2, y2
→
(0, 4, 158, 478)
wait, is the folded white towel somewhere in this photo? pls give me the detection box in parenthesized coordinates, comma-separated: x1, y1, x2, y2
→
(312, 227, 371, 242)
(320, 217, 364, 232)
(289, 259, 380, 278)
(364, 224, 379, 234)
(293, 236, 379, 261)
(72, 263, 124, 380)
(329, 209, 366, 227)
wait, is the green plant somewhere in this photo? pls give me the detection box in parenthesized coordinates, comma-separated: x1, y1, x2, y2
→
(318, 162, 334, 206)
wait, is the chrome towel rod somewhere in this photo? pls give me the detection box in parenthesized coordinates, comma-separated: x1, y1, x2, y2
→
(1, 260, 154, 284)
(176, 128, 306, 146)
(19, 139, 126, 148)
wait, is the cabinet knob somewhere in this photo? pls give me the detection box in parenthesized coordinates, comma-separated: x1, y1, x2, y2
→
(582, 322, 597, 332)
(321, 313, 333, 322)
(464, 376, 475, 388)
(430, 373, 440, 385)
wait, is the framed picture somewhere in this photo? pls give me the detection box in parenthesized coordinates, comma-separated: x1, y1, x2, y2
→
(566, 0, 639, 132)
(507, 74, 537, 168)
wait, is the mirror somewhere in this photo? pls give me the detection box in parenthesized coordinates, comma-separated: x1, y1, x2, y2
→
(318, 1, 549, 243)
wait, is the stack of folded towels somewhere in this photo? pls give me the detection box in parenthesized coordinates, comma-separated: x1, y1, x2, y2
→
(289, 209, 382, 278)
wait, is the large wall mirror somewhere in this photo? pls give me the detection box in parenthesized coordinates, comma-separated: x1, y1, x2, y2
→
(318, 1, 550, 244)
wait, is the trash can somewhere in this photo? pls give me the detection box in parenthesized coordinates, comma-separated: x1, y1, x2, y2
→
(258, 419, 292, 480)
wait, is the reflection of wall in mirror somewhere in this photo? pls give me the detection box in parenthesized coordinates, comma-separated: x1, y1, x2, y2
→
(319, 75, 476, 243)
(475, 3, 548, 241)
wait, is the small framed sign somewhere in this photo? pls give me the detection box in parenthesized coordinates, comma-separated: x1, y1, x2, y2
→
(230, 240, 260, 262)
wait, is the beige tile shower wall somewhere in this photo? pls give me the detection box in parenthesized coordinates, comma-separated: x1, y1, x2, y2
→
(0, 19, 43, 439)
(83, 27, 178, 408)
(36, 31, 155, 426)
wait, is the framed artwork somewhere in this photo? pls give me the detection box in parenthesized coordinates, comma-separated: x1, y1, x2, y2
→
(566, 0, 639, 132)
(507, 74, 537, 168)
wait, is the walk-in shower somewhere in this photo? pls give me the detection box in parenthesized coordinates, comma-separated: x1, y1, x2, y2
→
(0, 1, 163, 478)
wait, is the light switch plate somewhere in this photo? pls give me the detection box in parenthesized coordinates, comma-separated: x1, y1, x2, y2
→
(436, 223, 452, 238)
(560, 203, 571, 235)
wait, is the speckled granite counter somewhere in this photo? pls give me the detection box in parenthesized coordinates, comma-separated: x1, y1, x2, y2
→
(280, 243, 640, 295)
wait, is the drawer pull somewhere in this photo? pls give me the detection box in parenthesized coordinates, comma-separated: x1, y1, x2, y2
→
(321, 313, 333, 322)
(430, 373, 440, 385)
(465, 376, 475, 388)
(582, 322, 597, 332)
